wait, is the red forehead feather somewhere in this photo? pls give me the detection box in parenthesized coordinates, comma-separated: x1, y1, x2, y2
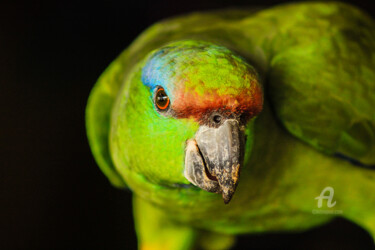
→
(172, 83, 263, 120)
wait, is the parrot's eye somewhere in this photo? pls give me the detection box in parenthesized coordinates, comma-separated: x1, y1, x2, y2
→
(155, 87, 170, 111)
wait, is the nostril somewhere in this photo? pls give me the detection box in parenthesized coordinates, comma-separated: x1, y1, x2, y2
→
(213, 115, 222, 124)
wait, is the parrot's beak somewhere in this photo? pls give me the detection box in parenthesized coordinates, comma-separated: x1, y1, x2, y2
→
(184, 119, 245, 204)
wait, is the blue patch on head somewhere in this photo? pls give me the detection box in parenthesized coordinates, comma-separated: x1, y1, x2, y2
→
(141, 49, 176, 99)
(141, 40, 234, 101)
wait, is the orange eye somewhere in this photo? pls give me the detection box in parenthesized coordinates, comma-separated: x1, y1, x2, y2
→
(155, 87, 170, 110)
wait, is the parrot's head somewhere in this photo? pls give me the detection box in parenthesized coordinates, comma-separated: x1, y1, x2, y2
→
(111, 40, 263, 204)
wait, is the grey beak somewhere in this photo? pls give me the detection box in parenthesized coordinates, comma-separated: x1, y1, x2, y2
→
(184, 119, 245, 204)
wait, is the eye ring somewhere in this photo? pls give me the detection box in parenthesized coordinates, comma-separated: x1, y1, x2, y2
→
(154, 87, 170, 111)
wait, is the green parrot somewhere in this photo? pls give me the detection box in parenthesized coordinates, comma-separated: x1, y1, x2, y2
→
(86, 2, 375, 249)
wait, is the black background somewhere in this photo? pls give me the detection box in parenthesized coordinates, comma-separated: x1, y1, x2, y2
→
(2, 0, 375, 249)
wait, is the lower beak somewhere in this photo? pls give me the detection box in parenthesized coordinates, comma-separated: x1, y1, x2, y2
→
(184, 119, 245, 204)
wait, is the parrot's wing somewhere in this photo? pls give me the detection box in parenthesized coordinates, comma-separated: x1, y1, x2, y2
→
(267, 7, 375, 165)
(86, 59, 129, 187)
(85, 9, 262, 187)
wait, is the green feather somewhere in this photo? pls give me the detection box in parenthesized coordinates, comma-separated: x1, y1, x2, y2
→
(86, 2, 375, 249)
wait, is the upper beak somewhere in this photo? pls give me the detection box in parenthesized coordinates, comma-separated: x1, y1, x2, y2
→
(184, 119, 245, 204)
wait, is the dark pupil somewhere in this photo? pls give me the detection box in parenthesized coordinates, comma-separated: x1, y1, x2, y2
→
(156, 90, 168, 106)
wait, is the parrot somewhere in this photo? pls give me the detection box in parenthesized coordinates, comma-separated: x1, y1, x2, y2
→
(86, 2, 375, 249)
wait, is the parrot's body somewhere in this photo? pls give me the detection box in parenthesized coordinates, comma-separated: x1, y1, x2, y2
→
(86, 2, 375, 249)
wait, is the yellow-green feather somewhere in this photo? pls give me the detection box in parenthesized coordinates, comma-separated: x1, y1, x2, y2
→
(86, 2, 375, 248)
